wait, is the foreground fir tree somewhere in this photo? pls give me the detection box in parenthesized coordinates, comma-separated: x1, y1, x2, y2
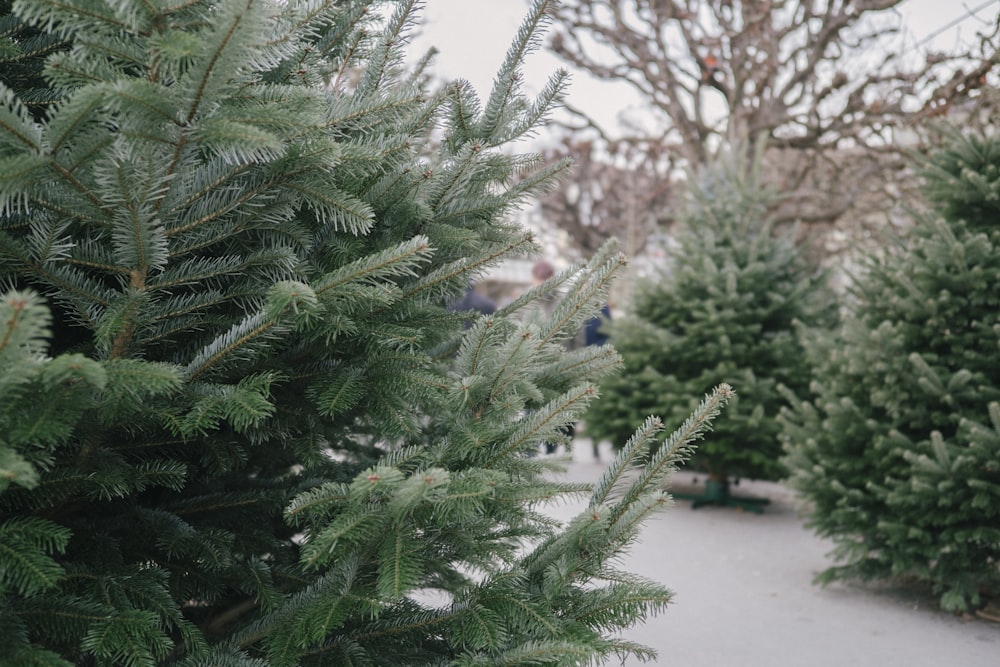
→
(780, 128, 1000, 612)
(586, 147, 834, 511)
(0, 0, 735, 664)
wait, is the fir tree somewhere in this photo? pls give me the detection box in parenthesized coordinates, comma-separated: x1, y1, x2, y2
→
(0, 0, 732, 664)
(780, 128, 1000, 612)
(586, 146, 834, 510)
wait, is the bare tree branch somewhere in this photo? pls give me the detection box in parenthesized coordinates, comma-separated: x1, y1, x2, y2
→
(537, 133, 676, 259)
(541, 0, 1000, 258)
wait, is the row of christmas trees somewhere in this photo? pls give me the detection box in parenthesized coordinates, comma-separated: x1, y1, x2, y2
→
(0, 0, 995, 663)
(586, 131, 1000, 614)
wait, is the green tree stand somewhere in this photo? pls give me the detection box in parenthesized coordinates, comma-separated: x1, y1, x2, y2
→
(671, 475, 771, 514)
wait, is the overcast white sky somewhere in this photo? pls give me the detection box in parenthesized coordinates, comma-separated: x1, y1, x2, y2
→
(405, 0, 999, 133)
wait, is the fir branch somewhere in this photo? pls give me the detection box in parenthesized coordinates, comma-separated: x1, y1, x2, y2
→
(487, 592, 560, 636)
(46, 85, 106, 154)
(6, 353, 105, 450)
(164, 170, 290, 237)
(175, 374, 280, 436)
(0, 84, 43, 151)
(497, 480, 593, 505)
(494, 69, 570, 146)
(538, 248, 626, 349)
(611, 384, 734, 524)
(0, 517, 71, 596)
(463, 640, 592, 665)
(481, 0, 557, 138)
(248, 563, 375, 660)
(299, 509, 380, 569)
(425, 142, 485, 213)
(405, 43, 438, 87)
(183, 0, 252, 125)
(574, 586, 673, 628)
(445, 80, 481, 148)
(459, 316, 498, 378)
(467, 155, 571, 222)
(319, 88, 427, 136)
(78, 609, 173, 667)
(0, 448, 38, 492)
(266, 0, 338, 53)
(169, 160, 254, 214)
(15, 597, 117, 635)
(604, 490, 673, 555)
(400, 232, 536, 307)
(348, 607, 458, 643)
(483, 325, 537, 408)
(377, 526, 415, 598)
(13, 0, 127, 34)
(588, 416, 665, 510)
(168, 493, 268, 518)
(63, 255, 131, 275)
(329, 24, 365, 91)
(535, 343, 621, 391)
(32, 183, 112, 225)
(0, 289, 45, 357)
(597, 638, 660, 663)
(493, 261, 581, 324)
(313, 236, 432, 298)
(488, 384, 597, 466)
(284, 481, 351, 525)
(174, 647, 268, 667)
(107, 80, 180, 125)
(0, 153, 48, 214)
(159, 0, 269, 214)
(46, 155, 116, 219)
(194, 117, 286, 165)
(355, 0, 417, 95)
(183, 312, 280, 381)
(284, 180, 375, 236)
(147, 256, 243, 290)
(308, 366, 365, 417)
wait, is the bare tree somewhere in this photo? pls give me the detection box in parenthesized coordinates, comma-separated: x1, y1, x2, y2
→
(543, 0, 1000, 254)
(538, 135, 675, 259)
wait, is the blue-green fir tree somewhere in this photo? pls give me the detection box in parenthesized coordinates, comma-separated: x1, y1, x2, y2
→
(585, 146, 835, 510)
(780, 127, 1000, 612)
(0, 0, 733, 664)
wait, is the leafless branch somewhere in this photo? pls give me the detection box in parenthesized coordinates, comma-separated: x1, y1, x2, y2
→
(541, 0, 1000, 258)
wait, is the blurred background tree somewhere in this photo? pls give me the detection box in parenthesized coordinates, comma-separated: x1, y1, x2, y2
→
(780, 125, 1000, 613)
(585, 143, 836, 510)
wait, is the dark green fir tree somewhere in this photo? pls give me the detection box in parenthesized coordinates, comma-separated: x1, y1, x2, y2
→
(585, 146, 835, 511)
(0, 0, 733, 664)
(780, 127, 1000, 612)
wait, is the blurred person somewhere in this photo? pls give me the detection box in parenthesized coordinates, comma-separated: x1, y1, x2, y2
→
(581, 302, 611, 459)
(583, 302, 611, 347)
(447, 281, 496, 328)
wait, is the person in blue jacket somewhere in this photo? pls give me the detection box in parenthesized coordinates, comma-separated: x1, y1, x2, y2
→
(580, 303, 611, 459)
(447, 282, 496, 327)
(583, 303, 611, 347)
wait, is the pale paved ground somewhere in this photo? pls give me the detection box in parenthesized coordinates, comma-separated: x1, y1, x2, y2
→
(547, 438, 1000, 667)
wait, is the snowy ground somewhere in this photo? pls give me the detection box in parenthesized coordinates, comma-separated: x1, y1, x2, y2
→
(547, 438, 1000, 667)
